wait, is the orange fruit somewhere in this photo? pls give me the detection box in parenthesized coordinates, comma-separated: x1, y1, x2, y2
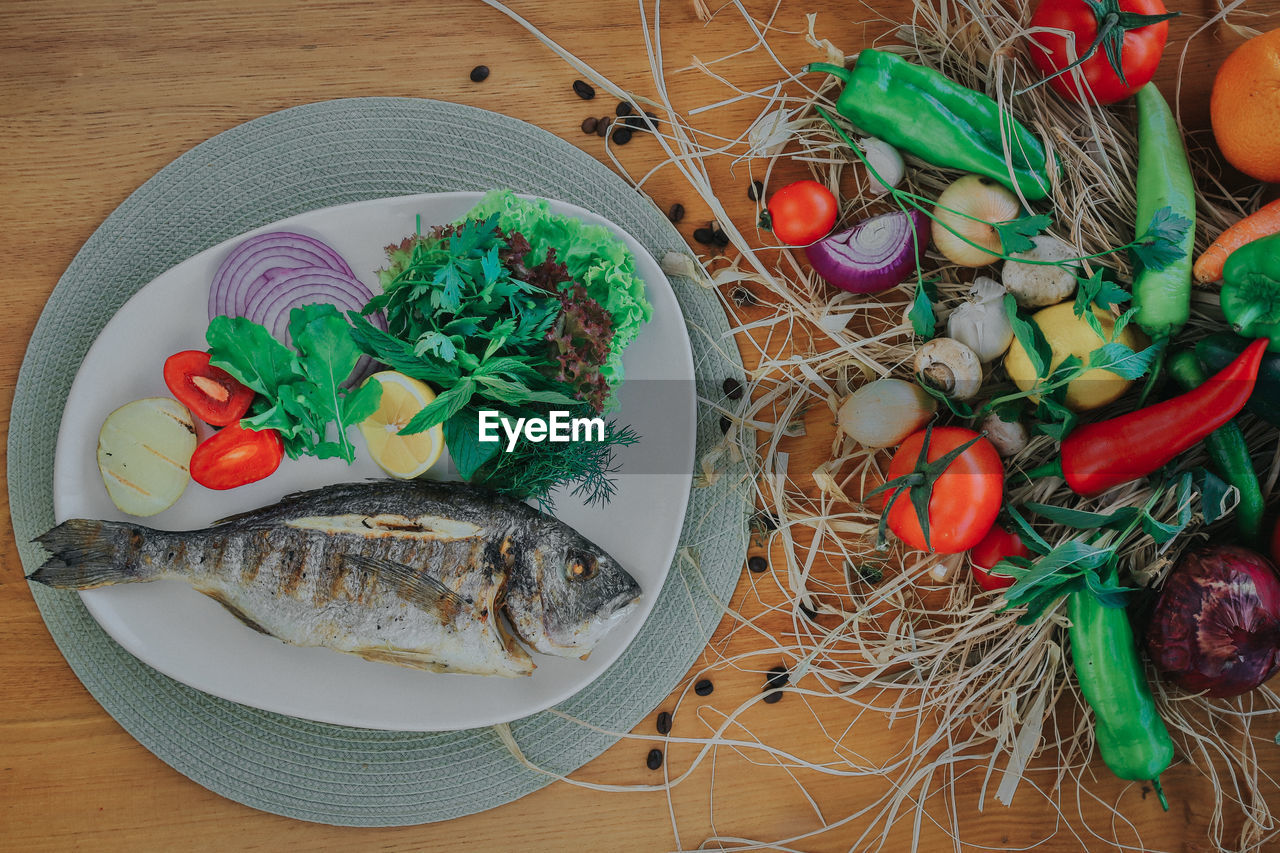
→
(1211, 28, 1280, 183)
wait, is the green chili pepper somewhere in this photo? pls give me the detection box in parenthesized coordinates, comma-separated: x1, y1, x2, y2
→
(806, 50, 1056, 200)
(1168, 349, 1265, 545)
(1221, 231, 1280, 351)
(1132, 83, 1195, 341)
(1069, 584, 1173, 810)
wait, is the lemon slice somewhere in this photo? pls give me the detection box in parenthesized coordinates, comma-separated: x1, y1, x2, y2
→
(357, 371, 445, 479)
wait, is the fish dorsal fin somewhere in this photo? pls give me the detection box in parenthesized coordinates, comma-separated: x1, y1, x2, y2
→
(338, 553, 472, 612)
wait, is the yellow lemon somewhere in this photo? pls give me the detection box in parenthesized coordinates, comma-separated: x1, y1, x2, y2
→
(1004, 303, 1147, 412)
(358, 371, 444, 478)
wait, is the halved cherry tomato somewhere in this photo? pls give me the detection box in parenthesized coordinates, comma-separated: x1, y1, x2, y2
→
(1027, 0, 1174, 105)
(189, 423, 283, 490)
(766, 180, 838, 246)
(883, 427, 1003, 554)
(968, 524, 1030, 591)
(163, 350, 255, 427)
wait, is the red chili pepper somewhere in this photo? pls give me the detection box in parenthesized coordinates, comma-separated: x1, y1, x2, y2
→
(190, 423, 284, 490)
(163, 350, 255, 427)
(1034, 338, 1269, 496)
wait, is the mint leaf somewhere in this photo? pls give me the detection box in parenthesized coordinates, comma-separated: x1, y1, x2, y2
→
(1005, 294, 1053, 379)
(1024, 501, 1141, 531)
(1086, 342, 1158, 380)
(1132, 206, 1193, 272)
(400, 378, 476, 435)
(915, 376, 975, 418)
(444, 407, 502, 481)
(909, 282, 936, 339)
(995, 213, 1053, 255)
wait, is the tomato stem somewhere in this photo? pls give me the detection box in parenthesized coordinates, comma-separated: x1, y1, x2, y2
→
(1015, 1, 1179, 98)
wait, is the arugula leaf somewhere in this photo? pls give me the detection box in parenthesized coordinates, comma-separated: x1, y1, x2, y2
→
(909, 281, 936, 339)
(209, 307, 382, 464)
(994, 213, 1053, 255)
(207, 315, 302, 400)
(1004, 294, 1053, 380)
(1132, 206, 1193, 272)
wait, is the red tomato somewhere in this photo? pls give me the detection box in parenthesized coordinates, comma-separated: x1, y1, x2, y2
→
(164, 350, 255, 427)
(968, 525, 1030, 591)
(767, 180, 838, 246)
(883, 427, 1003, 554)
(190, 423, 284, 490)
(1027, 0, 1173, 105)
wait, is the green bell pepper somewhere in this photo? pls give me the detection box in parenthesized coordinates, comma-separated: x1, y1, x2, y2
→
(806, 50, 1057, 201)
(1222, 231, 1280, 351)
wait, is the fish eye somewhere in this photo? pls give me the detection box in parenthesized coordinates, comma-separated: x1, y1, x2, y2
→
(565, 551, 599, 582)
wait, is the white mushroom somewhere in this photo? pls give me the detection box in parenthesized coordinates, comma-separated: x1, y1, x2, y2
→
(914, 338, 983, 401)
(1001, 234, 1080, 308)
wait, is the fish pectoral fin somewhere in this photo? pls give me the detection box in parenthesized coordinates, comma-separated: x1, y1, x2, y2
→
(338, 553, 471, 612)
(198, 588, 278, 638)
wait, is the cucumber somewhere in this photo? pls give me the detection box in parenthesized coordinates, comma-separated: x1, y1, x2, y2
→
(1196, 332, 1280, 427)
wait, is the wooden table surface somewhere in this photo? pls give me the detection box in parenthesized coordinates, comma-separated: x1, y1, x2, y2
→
(3, 1, 1276, 850)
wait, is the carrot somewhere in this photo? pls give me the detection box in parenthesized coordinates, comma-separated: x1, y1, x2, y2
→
(1194, 198, 1280, 284)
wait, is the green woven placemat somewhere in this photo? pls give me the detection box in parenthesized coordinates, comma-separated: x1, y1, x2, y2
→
(9, 98, 748, 826)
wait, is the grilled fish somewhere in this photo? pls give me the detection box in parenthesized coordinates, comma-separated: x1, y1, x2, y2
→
(29, 479, 641, 677)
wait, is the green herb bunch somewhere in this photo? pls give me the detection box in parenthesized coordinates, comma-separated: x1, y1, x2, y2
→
(349, 214, 638, 506)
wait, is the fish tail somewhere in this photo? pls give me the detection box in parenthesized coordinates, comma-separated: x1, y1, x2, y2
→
(29, 519, 149, 589)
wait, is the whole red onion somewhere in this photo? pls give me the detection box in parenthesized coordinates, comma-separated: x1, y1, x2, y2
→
(1147, 546, 1280, 698)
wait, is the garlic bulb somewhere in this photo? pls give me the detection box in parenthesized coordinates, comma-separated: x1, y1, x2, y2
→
(932, 175, 1022, 267)
(860, 137, 904, 195)
(914, 338, 983, 400)
(947, 276, 1015, 362)
(980, 410, 1029, 457)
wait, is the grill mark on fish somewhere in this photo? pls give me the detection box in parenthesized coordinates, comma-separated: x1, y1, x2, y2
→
(286, 513, 483, 541)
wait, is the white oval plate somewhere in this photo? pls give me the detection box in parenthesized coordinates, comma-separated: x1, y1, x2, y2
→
(51, 192, 695, 731)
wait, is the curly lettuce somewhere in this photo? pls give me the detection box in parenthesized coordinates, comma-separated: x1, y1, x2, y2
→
(460, 190, 653, 388)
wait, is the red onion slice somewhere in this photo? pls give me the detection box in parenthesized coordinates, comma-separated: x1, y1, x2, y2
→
(804, 209, 930, 294)
(240, 266, 387, 388)
(208, 231, 389, 389)
(208, 231, 356, 321)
